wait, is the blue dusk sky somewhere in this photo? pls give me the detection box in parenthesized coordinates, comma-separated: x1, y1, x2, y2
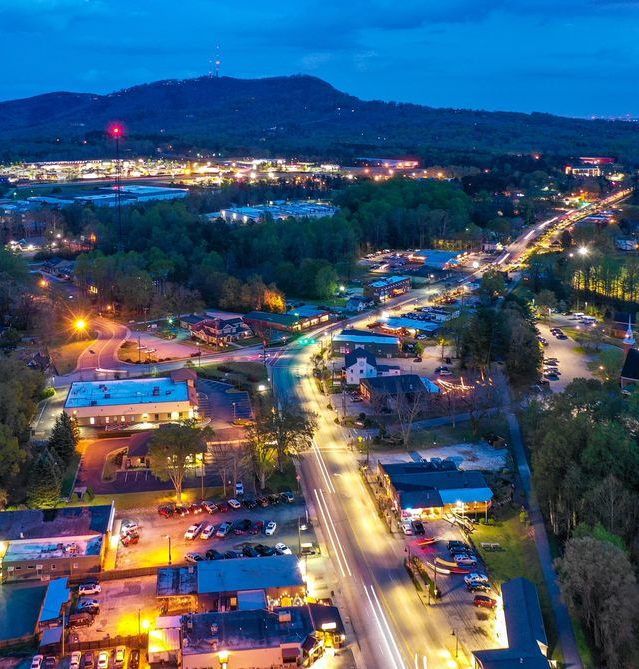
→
(1, 0, 638, 117)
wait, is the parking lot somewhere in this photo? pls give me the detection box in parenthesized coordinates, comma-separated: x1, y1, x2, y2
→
(115, 495, 316, 568)
(402, 519, 502, 655)
(537, 318, 593, 391)
(69, 576, 159, 641)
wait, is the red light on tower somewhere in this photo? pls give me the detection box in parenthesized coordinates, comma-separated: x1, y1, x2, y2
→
(108, 123, 124, 139)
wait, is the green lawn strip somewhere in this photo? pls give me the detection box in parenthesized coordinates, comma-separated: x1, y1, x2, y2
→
(571, 617, 596, 669)
(49, 339, 96, 374)
(198, 361, 268, 393)
(473, 509, 563, 664)
(62, 486, 225, 510)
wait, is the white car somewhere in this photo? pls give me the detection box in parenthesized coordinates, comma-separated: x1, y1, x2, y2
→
(114, 647, 125, 669)
(401, 520, 413, 535)
(97, 652, 109, 669)
(70, 652, 82, 669)
(120, 521, 139, 535)
(275, 542, 292, 555)
(184, 523, 202, 540)
(464, 572, 489, 585)
(31, 656, 44, 669)
(200, 524, 215, 540)
(228, 498, 241, 509)
(185, 552, 205, 564)
(78, 582, 101, 596)
(454, 555, 477, 566)
(265, 521, 277, 536)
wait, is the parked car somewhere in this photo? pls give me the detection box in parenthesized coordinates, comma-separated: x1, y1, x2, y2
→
(97, 651, 109, 669)
(250, 520, 264, 535)
(228, 498, 242, 510)
(217, 501, 230, 513)
(157, 504, 174, 518)
(466, 581, 491, 592)
(413, 357, 422, 363)
(174, 504, 190, 517)
(129, 651, 139, 669)
(205, 549, 225, 560)
(242, 498, 258, 510)
(185, 552, 205, 564)
(189, 502, 205, 515)
(242, 545, 259, 557)
(44, 657, 56, 669)
(184, 523, 203, 540)
(447, 541, 468, 552)
(255, 544, 276, 556)
(202, 501, 219, 514)
(454, 555, 478, 566)
(411, 520, 425, 535)
(280, 491, 295, 504)
(114, 647, 125, 669)
(267, 494, 281, 505)
(265, 521, 277, 536)
(120, 521, 139, 536)
(233, 518, 253, 535)
(81, 653, 95, 669)
(275, 542, 293, 555)
(70, 652, 82, 669)
(76, 599, 100, 614)
(31, 656, 44, 669)
(257, 496, 270, 508)
(401, 520, 414, 535)
(78, 582, 101, 596)
(464, 572, 489, 585)
(200, 524, 216, 540)
(473, 595, 497, 609)
(235, 481, 244, 496)
(224, 550, 244, 559)
(121, 532, 139, 547)
(68, 613, 95, 628)
(216, 521, 232, 538)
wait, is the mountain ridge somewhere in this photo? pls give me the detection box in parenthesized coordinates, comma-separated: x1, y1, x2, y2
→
(1, 74, 637, 162)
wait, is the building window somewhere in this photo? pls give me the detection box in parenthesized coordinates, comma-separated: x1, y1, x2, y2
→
(121, 416, 126, 422)
(89, 417, 95, 425)
(105, 417, 110, 424)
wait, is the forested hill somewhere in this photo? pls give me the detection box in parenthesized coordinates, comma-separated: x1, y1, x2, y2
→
(2, 74, 639, 162)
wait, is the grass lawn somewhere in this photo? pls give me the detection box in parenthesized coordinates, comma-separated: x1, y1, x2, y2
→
(63, 486, 225, 510)
(199, 361, 268, 393)
(59, 453, 81, 499)
(265, 458, 298, 493)
(473, 507, 563, 664)
(50, 339, 96, 374)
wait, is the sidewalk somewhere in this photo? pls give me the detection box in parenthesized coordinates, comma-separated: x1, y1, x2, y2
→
(506, 409, 583, 669)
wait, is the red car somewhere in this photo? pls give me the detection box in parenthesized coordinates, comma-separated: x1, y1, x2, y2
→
(217, 501, 230, 513)
(121, 532, 139, 547)
(250, 521, 264, 535)
(473, 595, 497, 609)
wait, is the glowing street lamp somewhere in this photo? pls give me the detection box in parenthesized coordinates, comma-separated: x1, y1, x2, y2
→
(74, 318, 87, 332)
(577, 246, 590, 257)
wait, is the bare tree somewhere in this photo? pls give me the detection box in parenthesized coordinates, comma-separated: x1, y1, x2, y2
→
(395, 380, 430, 447)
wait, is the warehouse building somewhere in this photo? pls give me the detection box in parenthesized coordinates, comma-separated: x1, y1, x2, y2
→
(64, 370, 198, 426)
(0, 504, 114, 582)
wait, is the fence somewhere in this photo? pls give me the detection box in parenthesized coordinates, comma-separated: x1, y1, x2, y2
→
(67, 635, 147, 653)
(0, 634, 36, 650)
(67, 565, 159, 585)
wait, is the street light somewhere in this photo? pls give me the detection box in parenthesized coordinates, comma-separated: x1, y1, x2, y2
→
(108, 122, 124, 249)
(163, 534, 172, 565)
(577, 246, 590, 256)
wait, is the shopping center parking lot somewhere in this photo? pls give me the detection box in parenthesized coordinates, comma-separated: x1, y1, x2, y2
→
(115, 495, 316, 568)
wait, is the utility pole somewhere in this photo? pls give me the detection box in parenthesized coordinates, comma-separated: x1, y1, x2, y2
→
(109, 123, 124, 250)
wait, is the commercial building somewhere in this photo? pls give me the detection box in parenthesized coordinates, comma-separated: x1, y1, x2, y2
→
(377, 462, 492, 520)
(332, 329, 401, 358)
(380, 316, 441, 337)
(0, 504, 115, 582)
(157, 555, 306, 612)
(29, 185, 188, 209)
(64, 371, 198, 426)
(407, 249, 467, 270)
(177, 604, 345, 669)
(360, 374, 439, 407)
(564, 165, 602, 177)
(191, 317, 253, 346)
(473, 578, 551, 669)
(243, 307, 331, 334)
(210, 200, 337, 224)
(363, 275, 411, 302)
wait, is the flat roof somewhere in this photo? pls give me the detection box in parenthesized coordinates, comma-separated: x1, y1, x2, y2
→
(368, 275, 410, 289)
(65, 378, 189, 409)
(384, 317, 440, 332)
(0, 583, 46, 641)
(0, 504, 114, 541)
(334, 333, 400, 345)
(243, 311, 300, 326)
(197, 554, 304, 594)
(4, 535, 103, 562)
(39, 578, 70, 624)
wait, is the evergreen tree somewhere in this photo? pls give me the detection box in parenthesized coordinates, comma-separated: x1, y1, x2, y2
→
(26, 449, 62, 508)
